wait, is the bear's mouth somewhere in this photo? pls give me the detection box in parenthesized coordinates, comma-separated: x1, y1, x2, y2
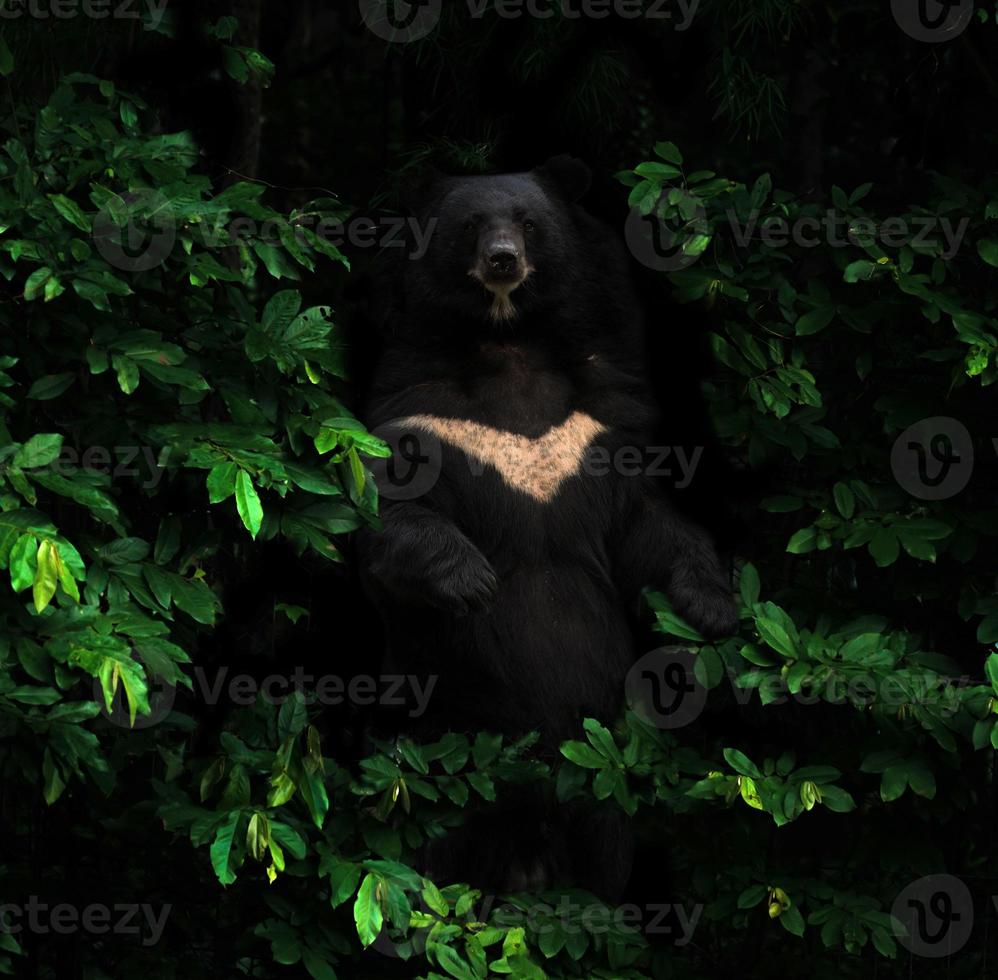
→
(468, 263, 533, 322)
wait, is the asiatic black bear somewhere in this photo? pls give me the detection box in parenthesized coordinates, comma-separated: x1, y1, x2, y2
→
(357, 156, 737, 898)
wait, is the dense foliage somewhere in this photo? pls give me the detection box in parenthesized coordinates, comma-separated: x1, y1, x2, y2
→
(1, 3, 997, 979)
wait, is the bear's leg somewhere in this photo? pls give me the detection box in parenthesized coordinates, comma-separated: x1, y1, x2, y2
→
(422, 786, 563, 893)
(358, 501, 498, 615)
(564, 799, 635, 903)
(616, 490, 739, 639)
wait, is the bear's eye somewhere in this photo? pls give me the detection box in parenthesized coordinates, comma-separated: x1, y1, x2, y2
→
(523, 219, 536, 232)
(463, 219, 477, 232)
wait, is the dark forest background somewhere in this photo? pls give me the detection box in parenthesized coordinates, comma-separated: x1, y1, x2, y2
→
(2, 1, 998, 978)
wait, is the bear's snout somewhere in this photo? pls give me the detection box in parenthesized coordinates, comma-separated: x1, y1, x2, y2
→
(487, 247, 518, 276)
(477, 228, 527, 285)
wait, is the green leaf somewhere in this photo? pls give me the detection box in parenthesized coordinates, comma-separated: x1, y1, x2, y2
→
(787, 527, 817, 554)
(48, 194, 91, 232)
(223, 46, 249, 84)
(984, 653, 998, 692)
(172, 577, 218, 625)
(848, 182, 873, 204)
(880, 765, 908, 802)
(421, 880, 449, 917)
(754, 603, 798, 658)
(14, 434, 63, 469)
(96, 653, 149, 727)
(869, 528, 900, 567)
(635, 161, 681, 179)
(24, 266, 54, 302)
(27, 373, 74, 400)
(560, 741, 606, 769)
(583, 717, 622, 763)
(976, 239, 998, 268)
(740, 642, 777, 667)
(9, 534, 37, 592)
(839, 632, 881, 661)
(246, 811, 269, 861)
(843, 260, 877, 282)
(0, 38, 14, 76)
(32, 539, 59, 612)
(325, 860, 362, 908)
(299, 768, 329, 829)
(724, 748, 762, 779)
(432, 943, 476, 980)
(906, 762, 936, 799)
(42, 750, 65, 805)
(353, 873, 384, 948)
(277, 691, 309, 740)
(653, 141, 684, 165)
(154, 517, 181, 565)
(348, 446, 366, 496)
(262, 289, 302, 332)
(739, 775, 765, 810)
(780, 905, 805, 936)
(832, 482, 855, 518)
(6, 685, 61, 705)
(234, 470, 263, 538)
(739, 563, 760, 606)
(99, 538, 150, 565)
(73, 279, 110, 311)
(112, 355, 139, 394)
(710, 334, 753, 375)
(694, 645, 725, 689)
(818, 785, 856, 813)
(737, 884, 768, 909)
(795, 306, 835, 336)
(207, 462, 238, 504)
(210, 811, 241, 886)
(301, 950, 337, 980)
(656, 610, 706, 641)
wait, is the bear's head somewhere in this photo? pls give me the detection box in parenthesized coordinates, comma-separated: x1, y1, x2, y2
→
(405, 155, 593, 325)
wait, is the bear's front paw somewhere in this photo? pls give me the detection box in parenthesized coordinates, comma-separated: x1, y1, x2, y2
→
(672, 584, 740, 639)
(424, 550, 499, 616)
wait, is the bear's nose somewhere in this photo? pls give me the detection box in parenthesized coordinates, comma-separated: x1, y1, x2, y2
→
(487, 249, 519, 274)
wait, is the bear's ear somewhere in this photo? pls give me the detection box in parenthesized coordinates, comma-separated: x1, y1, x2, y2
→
(535, 155, 592, 202)
(399, 164, 449, 214)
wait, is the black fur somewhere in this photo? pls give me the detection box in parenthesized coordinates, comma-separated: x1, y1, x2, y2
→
(357, 157, 737, 899)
